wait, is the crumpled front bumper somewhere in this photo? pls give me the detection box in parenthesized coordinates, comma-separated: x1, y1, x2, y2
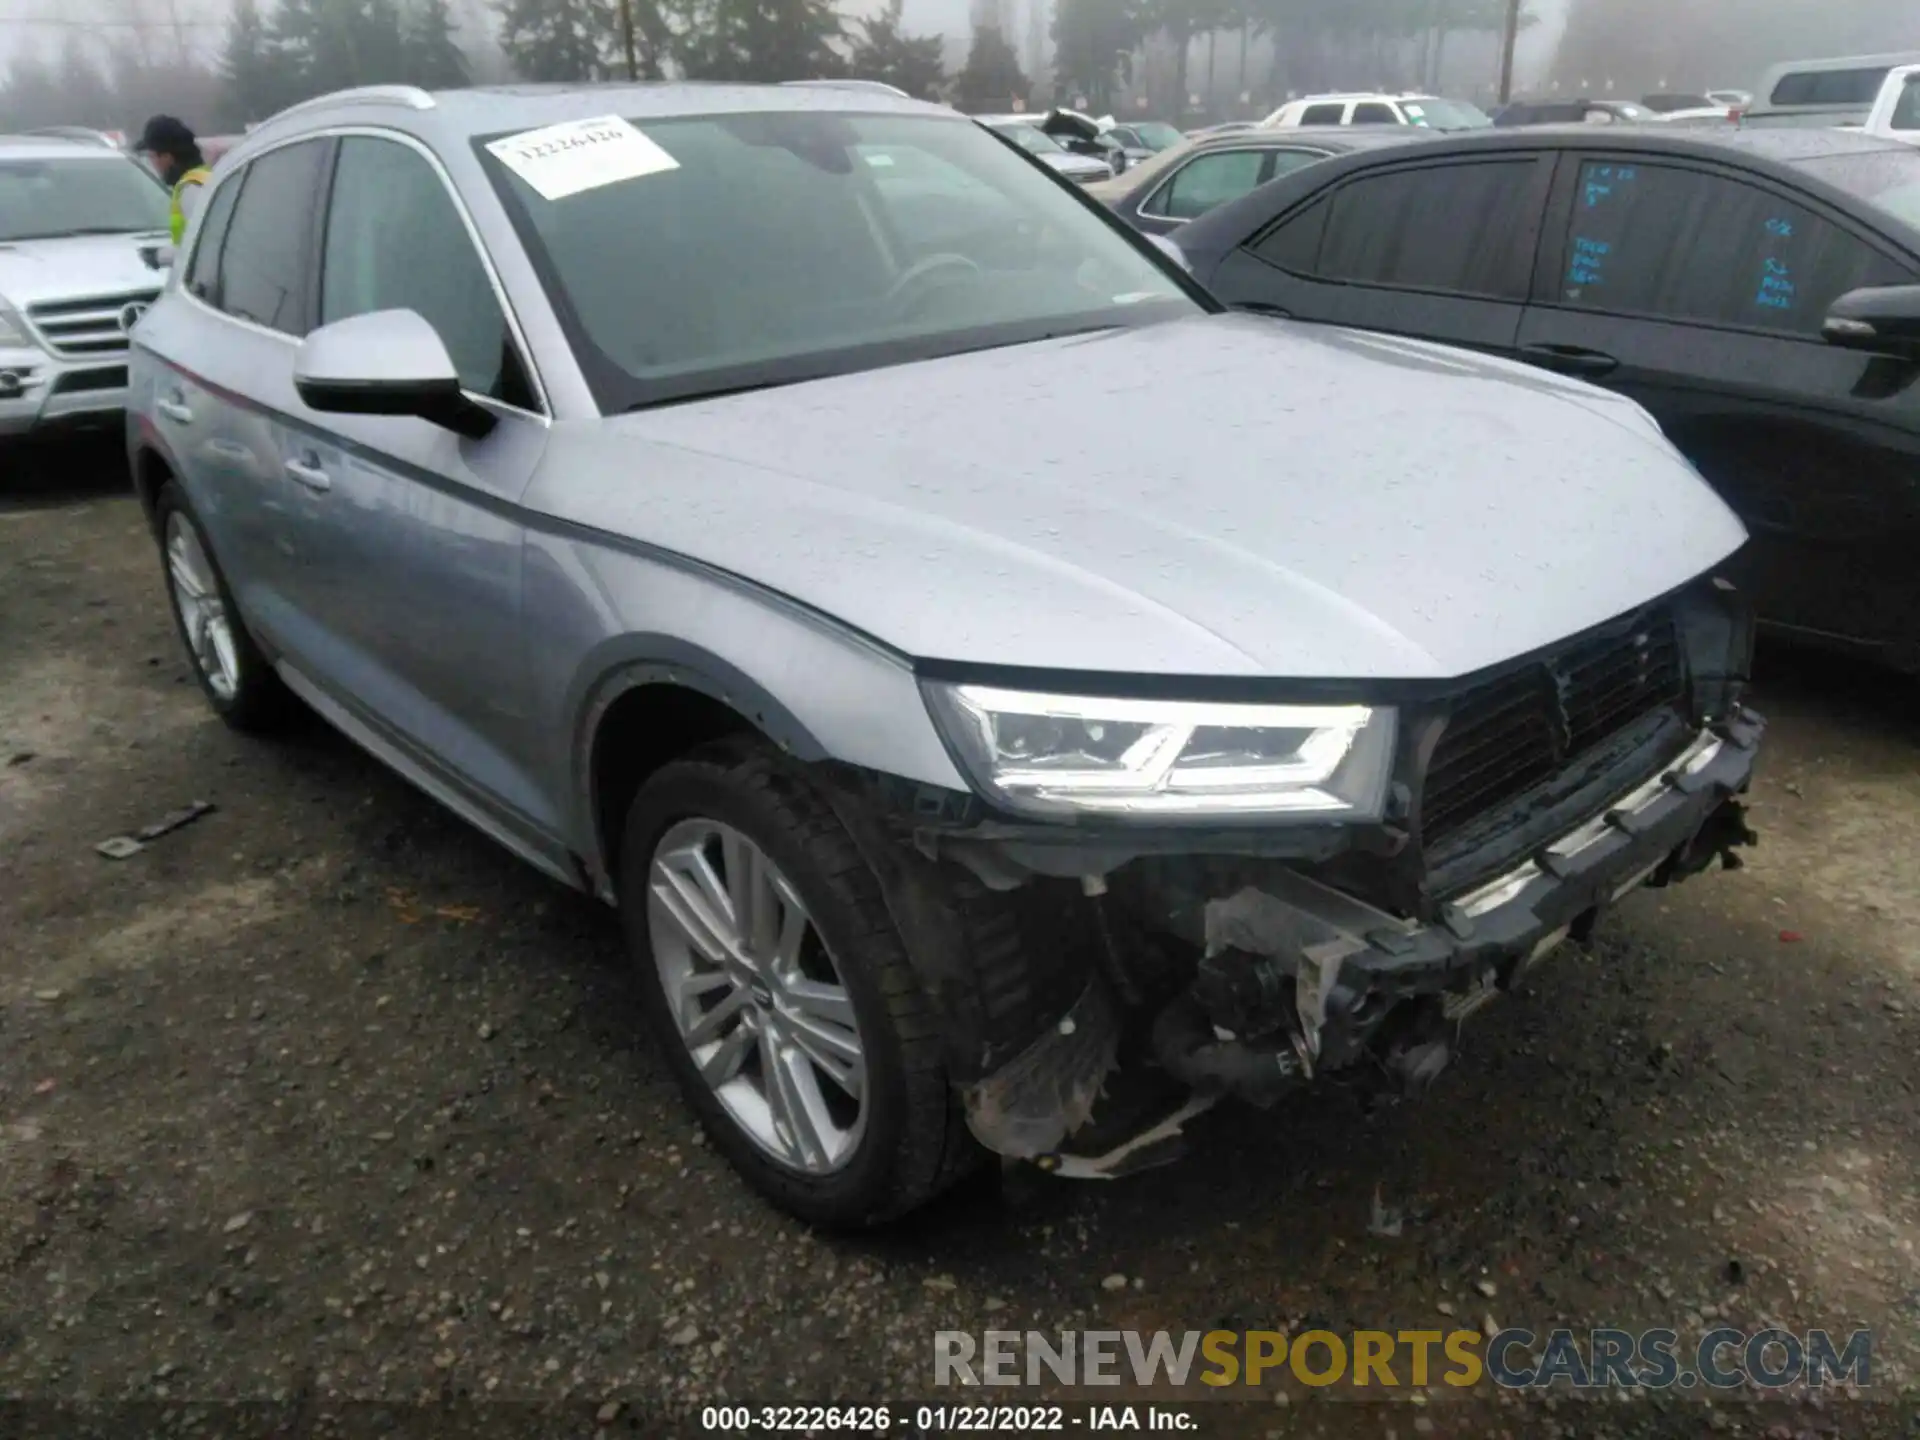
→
(1203, 710, 1764, 1076)
(961, 708, 1764, 1175)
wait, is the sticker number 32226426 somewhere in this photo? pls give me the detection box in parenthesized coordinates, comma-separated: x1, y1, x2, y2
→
(484, 115, 679, 201)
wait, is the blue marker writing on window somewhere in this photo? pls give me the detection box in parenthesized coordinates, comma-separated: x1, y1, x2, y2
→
(1765, 217, 1793, 238)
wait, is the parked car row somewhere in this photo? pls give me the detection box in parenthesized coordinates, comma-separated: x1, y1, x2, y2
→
(115, 81, 1768, 1227)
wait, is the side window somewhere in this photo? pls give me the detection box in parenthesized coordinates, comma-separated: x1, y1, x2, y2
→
(320, 136, 535, 408)
(1312, 160, 1540, 297)
(1250, 195, 1329, 273)
(183, 173, 242, 306)
(1557, 160, 1909, 333)
(217, 139, 329, 335)
(1583, 108, 1617, 125)
(1352, 103, 1399, 125)
(1266, 149, 1328, 183)
(1149, 150, 1268, 220)
(1301, 103, 1346, 126)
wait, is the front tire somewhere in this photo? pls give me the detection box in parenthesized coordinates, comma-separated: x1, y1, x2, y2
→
(619, 740, 982, 1228)
(154, 481, 293, 733)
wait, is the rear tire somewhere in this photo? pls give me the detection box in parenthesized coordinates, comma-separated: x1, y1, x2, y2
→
(154, 481, 294, 733)
(619, 739, 982, 1228)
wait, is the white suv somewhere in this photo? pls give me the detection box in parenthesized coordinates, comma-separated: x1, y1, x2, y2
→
(0, 135, 172, 440)
(1263, 93, 1493, 131)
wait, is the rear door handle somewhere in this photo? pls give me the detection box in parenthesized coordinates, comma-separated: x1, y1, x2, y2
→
(1518, 343, 1619, 378)
(157, 397, 193, 424)
(284, 456, 332, 493)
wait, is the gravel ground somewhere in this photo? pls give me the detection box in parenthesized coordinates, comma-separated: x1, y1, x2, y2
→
(3, 444, 1918, 1439)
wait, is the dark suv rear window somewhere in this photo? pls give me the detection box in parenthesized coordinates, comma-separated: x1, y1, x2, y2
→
(1769, 67, 1893, 106)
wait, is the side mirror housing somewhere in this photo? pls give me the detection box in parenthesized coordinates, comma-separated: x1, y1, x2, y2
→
(293, 309, 496, 439)
(141, 241, 175, 271)
(1821, 284, 1920, 360)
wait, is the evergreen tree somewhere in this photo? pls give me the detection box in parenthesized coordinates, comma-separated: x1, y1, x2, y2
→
(955, 24, 1026, 111)
(496, 0, 617, 80)
(221, 0, 295, 125)
(846, 0, 946, 100)
(1051, 0, 1143, 112)
(676, 0, 845, 84)
(402, 0, 471, 87)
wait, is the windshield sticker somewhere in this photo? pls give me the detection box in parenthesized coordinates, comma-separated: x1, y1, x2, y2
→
(1404, 104, 1426, 117)
(485, 116, 678, 201)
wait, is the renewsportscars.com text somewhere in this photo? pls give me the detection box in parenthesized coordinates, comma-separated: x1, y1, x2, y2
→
(933, 1328, 1872, 1391)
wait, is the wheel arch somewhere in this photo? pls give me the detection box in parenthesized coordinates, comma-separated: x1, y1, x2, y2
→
(130, 444, 174, 534)
(575, 640, 832, 898)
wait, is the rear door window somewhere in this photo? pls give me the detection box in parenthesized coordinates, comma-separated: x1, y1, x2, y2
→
(215, 139, 329, 335)
(1555, 159, 1910, 333)
(1351, 102, 1399, 124)
(1149, 149, 1268, 220)
(1300, 103, 1346, 126)
(1308, 159, 1543, 297)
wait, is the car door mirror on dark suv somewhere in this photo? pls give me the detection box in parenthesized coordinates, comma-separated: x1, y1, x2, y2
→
(293, 309, 497, 439)
(1821, 284, 1920, 360)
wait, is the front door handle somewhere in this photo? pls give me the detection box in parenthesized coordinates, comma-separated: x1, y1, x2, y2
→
(1518, 343, 1619, 378)
(157, 396, 193, 424)
(284, 456, 332, 493)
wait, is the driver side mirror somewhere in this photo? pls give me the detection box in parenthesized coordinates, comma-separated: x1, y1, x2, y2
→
(1821, 284, 1920, 361)
(140, 242, 175, 272)
(293, 309, 496, 439)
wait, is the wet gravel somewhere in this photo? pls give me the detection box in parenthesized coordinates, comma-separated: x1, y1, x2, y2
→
(3, 450, 1918, 1438)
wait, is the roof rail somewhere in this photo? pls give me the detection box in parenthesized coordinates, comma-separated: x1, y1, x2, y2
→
(265, 84, 436, 125)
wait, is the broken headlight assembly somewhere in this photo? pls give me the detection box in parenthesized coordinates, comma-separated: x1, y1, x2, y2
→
(921, 682, 1397, 822)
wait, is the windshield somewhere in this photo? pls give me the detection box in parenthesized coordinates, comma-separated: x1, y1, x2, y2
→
(991, 122, 1065, 156)
(1129, 122, 1185, 151)
(480, 112, 1197, 412)
(0, 155, 168, 242)
(1798, 149, 1920, 232)
(1399, 98, 1493, 129)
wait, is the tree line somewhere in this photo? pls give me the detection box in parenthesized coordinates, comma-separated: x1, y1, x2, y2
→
(0, 0, 1531, 138)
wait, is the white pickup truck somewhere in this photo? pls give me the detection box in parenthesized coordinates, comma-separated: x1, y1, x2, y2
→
(1863, 63, 1920, 142)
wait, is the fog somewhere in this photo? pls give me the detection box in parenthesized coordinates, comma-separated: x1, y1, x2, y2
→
(1, 0, 1914, 107)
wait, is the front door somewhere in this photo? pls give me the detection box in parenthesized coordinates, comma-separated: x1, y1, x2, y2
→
(277, 132, 560, 852)
(1518, 153, 1920, 658)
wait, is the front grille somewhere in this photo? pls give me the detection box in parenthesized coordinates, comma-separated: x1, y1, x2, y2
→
(51, 365, 128, 394)
(1421, 610, 1684, 842)
(27, 290, 160, 358)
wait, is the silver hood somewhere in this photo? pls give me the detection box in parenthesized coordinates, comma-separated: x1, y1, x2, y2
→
(566, 313, 1747, 681)
(0, 233, 168, 309)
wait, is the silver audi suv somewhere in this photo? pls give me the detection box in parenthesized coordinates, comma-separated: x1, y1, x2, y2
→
(127, 82, 1764, 1227)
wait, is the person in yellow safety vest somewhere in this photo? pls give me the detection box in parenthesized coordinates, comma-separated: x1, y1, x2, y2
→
(134, 115, 211, 246)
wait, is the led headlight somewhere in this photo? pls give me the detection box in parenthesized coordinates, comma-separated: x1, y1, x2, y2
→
(922, 682, 1397, 822)
(0, 299, 32, 350)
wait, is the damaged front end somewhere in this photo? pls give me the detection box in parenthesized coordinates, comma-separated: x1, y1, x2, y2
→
(830, 578, 1763, 1180)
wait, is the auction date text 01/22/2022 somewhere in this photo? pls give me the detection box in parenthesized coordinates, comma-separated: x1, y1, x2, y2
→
(699, 1405, 1199, 1432)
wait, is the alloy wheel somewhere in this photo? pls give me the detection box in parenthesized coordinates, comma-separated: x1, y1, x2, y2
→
(646, 818, 868, 1174)
(165, 512, 240, 701)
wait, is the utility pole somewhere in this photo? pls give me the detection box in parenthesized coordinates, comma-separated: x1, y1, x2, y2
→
(619, 0, 638, 81)
(1496, 0, 1521, 103)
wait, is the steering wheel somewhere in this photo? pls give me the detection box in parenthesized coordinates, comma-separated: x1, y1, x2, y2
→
(885, 252, 984, 318)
